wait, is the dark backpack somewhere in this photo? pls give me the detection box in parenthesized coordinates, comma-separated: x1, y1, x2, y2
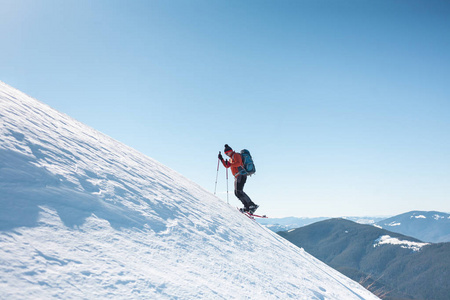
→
(239, 149, 256, 176)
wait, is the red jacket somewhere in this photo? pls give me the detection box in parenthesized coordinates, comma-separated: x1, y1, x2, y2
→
(221, 152, 243, 176)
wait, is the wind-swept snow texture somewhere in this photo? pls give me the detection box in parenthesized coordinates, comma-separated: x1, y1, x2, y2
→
(0, 81, 379, 299)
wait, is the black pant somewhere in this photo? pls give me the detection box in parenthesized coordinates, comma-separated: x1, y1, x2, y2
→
(234, 175, 254, 209)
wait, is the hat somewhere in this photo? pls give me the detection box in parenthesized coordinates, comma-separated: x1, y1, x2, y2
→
(224, 144, 233, 154)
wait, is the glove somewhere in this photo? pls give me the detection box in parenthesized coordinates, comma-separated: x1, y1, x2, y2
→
(218, 152, 224, 161)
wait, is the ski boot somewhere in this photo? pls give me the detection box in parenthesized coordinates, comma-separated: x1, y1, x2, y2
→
(248, 205, 259, 215)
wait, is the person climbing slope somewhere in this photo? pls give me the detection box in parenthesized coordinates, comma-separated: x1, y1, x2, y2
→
(218, 144, 259, 214)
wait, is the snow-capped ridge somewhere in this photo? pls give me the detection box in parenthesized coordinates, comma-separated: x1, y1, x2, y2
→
(376, 210, 450, 243)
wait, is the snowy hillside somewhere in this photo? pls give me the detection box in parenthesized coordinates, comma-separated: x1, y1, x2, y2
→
(0, 81, 378, 299)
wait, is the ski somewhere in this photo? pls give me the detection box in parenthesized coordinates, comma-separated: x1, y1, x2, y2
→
(237, 207, 267, 219)
(246, 213, 267, 219)
(243, 213, 256, 220)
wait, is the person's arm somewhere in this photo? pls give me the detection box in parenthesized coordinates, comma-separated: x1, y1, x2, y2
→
(230, 153, 242, 168)
(231, 153, 246, 175)
(218, 152, 230, 168)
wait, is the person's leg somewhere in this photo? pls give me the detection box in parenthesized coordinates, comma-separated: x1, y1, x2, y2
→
(234, 175, 253, 209)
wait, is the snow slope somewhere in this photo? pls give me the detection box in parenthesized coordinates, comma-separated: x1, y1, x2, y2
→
(0, 81, 379, 299)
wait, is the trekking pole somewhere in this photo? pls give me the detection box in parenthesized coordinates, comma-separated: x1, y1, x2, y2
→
(226, 166, 229, 204)
(214, 152, 220, 195)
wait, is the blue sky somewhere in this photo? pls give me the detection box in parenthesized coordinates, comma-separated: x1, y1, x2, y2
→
(2, 0, 450, 217)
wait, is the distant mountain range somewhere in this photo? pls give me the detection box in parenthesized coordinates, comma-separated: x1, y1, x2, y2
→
(257, 216, 387, 232)
(376, 211, 450, 243)
(257, 217, 328, 232)
(279, 218, 450, 300)
(260, 210, 450, 243)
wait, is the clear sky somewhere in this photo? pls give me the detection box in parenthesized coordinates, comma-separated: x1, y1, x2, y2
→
(2, 0, 450, 217)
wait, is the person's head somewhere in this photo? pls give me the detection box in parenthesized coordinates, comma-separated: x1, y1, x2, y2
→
(224, 144, 233, 157)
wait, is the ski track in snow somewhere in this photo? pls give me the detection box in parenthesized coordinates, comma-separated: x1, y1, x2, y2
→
(0, 81, 379, 299)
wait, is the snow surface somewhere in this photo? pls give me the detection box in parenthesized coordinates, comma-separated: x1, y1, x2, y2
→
(411, 215, 426, 219)
(387, 221, 401, 226)
(373, 235, 429, 252)
(433, 214, 444, 220)
(0, 81, 379, 299)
